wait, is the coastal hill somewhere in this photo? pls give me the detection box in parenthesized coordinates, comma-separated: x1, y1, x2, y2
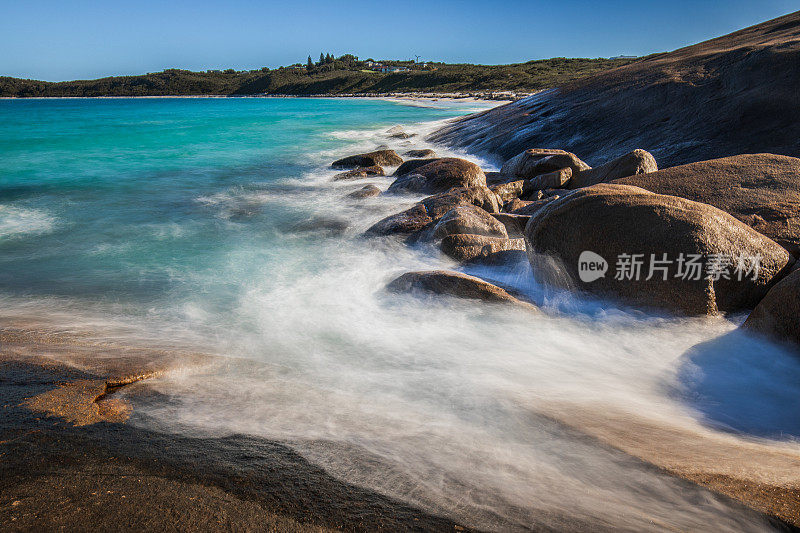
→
(431, 10, 800, 168)
(0, 57, 631, 98)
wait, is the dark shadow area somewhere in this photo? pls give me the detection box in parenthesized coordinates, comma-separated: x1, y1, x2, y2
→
(677, 329, 800, 439)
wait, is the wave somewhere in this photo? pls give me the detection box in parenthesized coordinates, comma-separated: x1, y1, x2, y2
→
(0, 204, 57, 239)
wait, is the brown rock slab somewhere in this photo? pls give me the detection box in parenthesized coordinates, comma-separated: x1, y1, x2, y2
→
(332, 150, 402, 169)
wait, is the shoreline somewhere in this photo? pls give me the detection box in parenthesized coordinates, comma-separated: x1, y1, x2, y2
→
(0, 91, 527, 103)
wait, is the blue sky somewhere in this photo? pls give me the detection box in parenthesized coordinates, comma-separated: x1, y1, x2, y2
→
(2, 0, 798, 81)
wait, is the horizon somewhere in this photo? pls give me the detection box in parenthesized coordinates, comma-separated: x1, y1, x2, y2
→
(2, 1, 798, 82)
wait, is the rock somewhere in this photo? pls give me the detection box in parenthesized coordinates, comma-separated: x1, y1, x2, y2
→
(366, 186, 500, 237)
(347, 185, 381, 199)
(504, 198, 532, 213)
(499, 149, 590, 180)
(492, 213, 530, 238)
(404, 149, 437, 158)
(485, 171, 508, 186)
(387, 270, 533, 307)
(393, 158, 439, 177)
(570, 149, 657, 189)
(441, 234, 526, 263)
(333, 165, 385, 181)
(290, 217, 349, 236)
(527, 167, 572, 190)
(430, 205, 509, 241)
(613, 154, 800, 254)
(332, 150, 403, 169)
(490, 180, 527, 202)
(519, 189, 544, 201)
(524, 183, 792, 315)
(542, 188, 572, 198)
(387, 158, 487, 195)
(511, 197, 557, 216)
(387, 126, 415, 139)
(743, 270, 800, 347)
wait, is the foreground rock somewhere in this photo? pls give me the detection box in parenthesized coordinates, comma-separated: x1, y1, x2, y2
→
(333, 165, 385, 181)
(525, 183, 792, 314)
(387, 158, 487, 195)
(569, 149, 657, 189)
(332, 150, 403, 169)
(366, 186, 500, 237)
(404, 149, 437, 158)
(386, 125, 415, 139)
(387, 270, 533, 307)
(527, 167, 572, 190)
(430, 205, 508, 241)
(499, 149, 590, 180)
(393, 158, 438, 177)
(441, 234, 525, 263)
(743, 269, 800, 348)
(347, 184, 381, 199)
(614, 154, 800, 254)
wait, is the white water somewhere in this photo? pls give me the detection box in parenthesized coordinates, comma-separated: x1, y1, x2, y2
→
(4, 107, 800, 530)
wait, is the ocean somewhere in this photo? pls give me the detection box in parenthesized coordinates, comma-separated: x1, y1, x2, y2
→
(2, 97, 799, 530)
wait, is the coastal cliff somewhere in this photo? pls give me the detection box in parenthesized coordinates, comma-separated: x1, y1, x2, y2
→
(430, 11, 800, 168)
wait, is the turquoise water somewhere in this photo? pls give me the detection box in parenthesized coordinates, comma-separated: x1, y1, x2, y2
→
(0, 97, 489, 304)
(2, 97, 798, 530)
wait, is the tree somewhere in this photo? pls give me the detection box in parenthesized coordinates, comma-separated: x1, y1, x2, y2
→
(325, 53, 332, 63)
(319, 53, 325, 65)
(307, 56, 313, 69)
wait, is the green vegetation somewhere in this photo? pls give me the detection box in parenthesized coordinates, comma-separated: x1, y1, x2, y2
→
(0, 55, 635, 97)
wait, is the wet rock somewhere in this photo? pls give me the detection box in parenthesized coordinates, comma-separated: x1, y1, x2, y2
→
(441, 234, 525, 263)
(387, 158, 487, 195)
(404, 149, 437, 158)
(527, 167, 572, 190)
(332, 150, 403, 169)
(290, 217, 350, 236)
(347, 185, 381, 199)
(524, 183, 792, 315)
(500, 149, 590, 180)
(503, 198, 532, 213)
(387, 270, 533, 307)
(393, 158, 439, 177)
(743, 269, 800, 348)
(570, 149, 657, 189)
(387, 125, 415, 139)
(333, 165, 385, 181)
(492, 213, 530, 238)
(366, 186, 500, 237)
(430, 205, 509, 241)
(614, 154, 800, 254)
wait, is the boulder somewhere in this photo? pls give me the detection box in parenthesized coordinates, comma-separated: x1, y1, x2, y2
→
(332, 150, 403, 169)
(491, 180, 527, 202)
(527, 168, 572, 190)
(500, 149, 590, 180)
(387, 158, 487, 195)
(570, 149, 657, 189)
(511, 197, 557, 216)
(430, 205, 509, 241)
(404, 149, 437, 158)
(387, 125, 415, 139)
(524, 183, 793, 315)
(519, 189, 544, 201)
(347, 185, 381, 199)
(333, 165, 385, 181)
(387, 270, 533, 307)
(366, 186, 500, 237)
(743, 270, 800, 347)
(393, 158, 438, 177)
(492, 213, 530, 238)
(504, 198, 532, 213)
(441, 234, 525, 263)
(290, 217, 349, 236)
(614, 154, 800, 254)
(542, 188, 572, 198)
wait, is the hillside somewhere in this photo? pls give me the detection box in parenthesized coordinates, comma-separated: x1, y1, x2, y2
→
(431, 11, 800, 168)
(0, 58, 632, 98)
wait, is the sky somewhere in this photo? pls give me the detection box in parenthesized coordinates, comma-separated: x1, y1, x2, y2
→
(2, 0, 798, 81)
